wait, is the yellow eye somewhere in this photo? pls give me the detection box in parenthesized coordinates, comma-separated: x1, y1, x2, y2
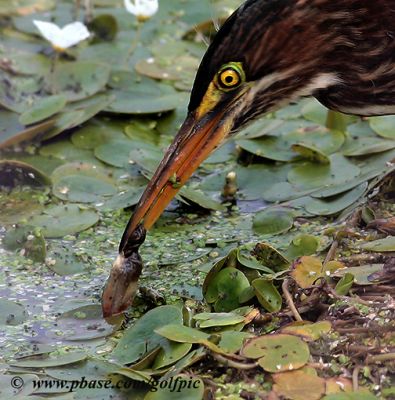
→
(218, 68, 241, 89)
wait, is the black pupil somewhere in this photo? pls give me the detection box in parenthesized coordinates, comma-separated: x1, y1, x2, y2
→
(225, 75, 234, 84)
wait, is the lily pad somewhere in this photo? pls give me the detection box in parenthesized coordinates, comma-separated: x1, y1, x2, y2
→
(273, 370, 326, 400)
(152, 342, 192, 369)
(28, 204, 99, 237)
(193, 312, 245, 328)
(252, 208, 294, 235)
(3, 225, 46, 262)
(288, 154, 360, 190)
(369, 115, 395, 139)
(204, 267, 251, 312)
(57, 304, 120, 341)
(53, 175, 117, 203)
(281, 321, 332, 341)
(19, 94, 67, 125)
(252, 278, 282, 312)
(359, 236, 395, 252)
(335, 273, 354, 295)
(291, 256, 324, 288)
(113, 305, 183, 364)
(253, 242, 290, 271)
(46, 243, 88, 275)
(52, 62, 111, 102)
(0, 299, 28, 326)
(242, 334, 310, 372)
(9, 351, 87, 368)
(304, 183, 367, 216)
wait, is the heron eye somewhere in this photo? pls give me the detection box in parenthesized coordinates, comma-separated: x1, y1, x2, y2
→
(218, 68, 241, 89)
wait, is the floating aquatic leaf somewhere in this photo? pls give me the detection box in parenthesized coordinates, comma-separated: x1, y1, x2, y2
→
(335, 273, 354, 295)
(273, 370, 326, 400)
(281, 321, 332, 341)
(304, 183, 367, 216)
(19, 94, 67, 125)
(252, 208, 294, 235)
(51, 62, 111, 101)
(291, 256, 323, 288)
(252, 242, 290, 271)
(242, 334, 310, 372)
(3, 225, 46, 262)
(252, 278, 282, 312)
(334, 264, 384, 285)
(152, 341, 192, 369)
(288, 154, 360, 190)
(28, 204, 99, 237)
(179, 187, 225, 211)
(193, 312, 245, 328)
(113, 305, 183, 364)
(53, 175, 117, 203)
(71, 118, 127, 149)
(45, 359, 119, 381)
(291, 143, 330, 164)
(9, 351, 87, 368)
(204, 267, 251, 312)
(359, 236, 395, 252)
(0, 299, 28, 326)
(45, 243, 87, 276)
(369, 115, 395, 139)
(284, 234, 320, 260)
(342, 137, 395, 156)
(57, 304, 121, 341)
(322, 393, 377, 400)
(217, 331, 253, 354)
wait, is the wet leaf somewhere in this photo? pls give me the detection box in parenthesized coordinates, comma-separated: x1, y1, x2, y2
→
(291, 256, 323, 288)
(113, 305, 183, 364)
(335, 273, 354, 295)
(52, 62, 111, 101)
(19, 94, 67, 125)
(252, 243, 290, 271)
(0, 374, 38, 398)
(152, 342, 192, 369)
(285, 234, 320, 260)
(45, 359, 119, 381)
(216, 331, 252, 354)
(204, 267, 250, 312)
(57, 304, 120, 340)
(46, 243, 87, 276)
(53, 175, 117, 203)
(242, 334, 310, 372)
(28, 204, 99, 237)
(9, 351, 87, 368)
(252, 278, 282, 312)
(334, 264, 384, 285)
(304, 183, 367, 216)
(273, 370, 326, 400)
(359, 236, 395, 252)
(3, 225, 46, 262)
(281, 321, 332, 341)
(292, 143, 330, 164)
(369, 115, 395, 139)
(288, 154, 360, 190)
(193, 312, 245, 328)
(342, 137, 395, 156)
(0, 299, 28, 326)
(252, 208, 294, 235)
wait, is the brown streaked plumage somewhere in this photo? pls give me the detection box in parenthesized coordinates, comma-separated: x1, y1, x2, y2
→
(102, 0, 395, 317)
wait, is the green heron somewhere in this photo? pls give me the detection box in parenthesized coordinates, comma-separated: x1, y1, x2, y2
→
(102, 0, 395, 316)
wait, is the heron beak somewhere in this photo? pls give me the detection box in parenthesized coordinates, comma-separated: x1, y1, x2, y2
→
(119, 108, 231, 251)
(102, 104, 234, 318)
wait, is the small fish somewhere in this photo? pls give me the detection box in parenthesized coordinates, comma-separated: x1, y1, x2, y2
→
(102, 225, 146, 318)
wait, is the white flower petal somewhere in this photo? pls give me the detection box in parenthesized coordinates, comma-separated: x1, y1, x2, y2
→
(33, 20, 62, 45)
(33, 19, 90, 50)
(124, 0, 158, 18)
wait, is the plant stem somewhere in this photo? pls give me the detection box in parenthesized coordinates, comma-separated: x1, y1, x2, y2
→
(125, 22, 142, 67)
